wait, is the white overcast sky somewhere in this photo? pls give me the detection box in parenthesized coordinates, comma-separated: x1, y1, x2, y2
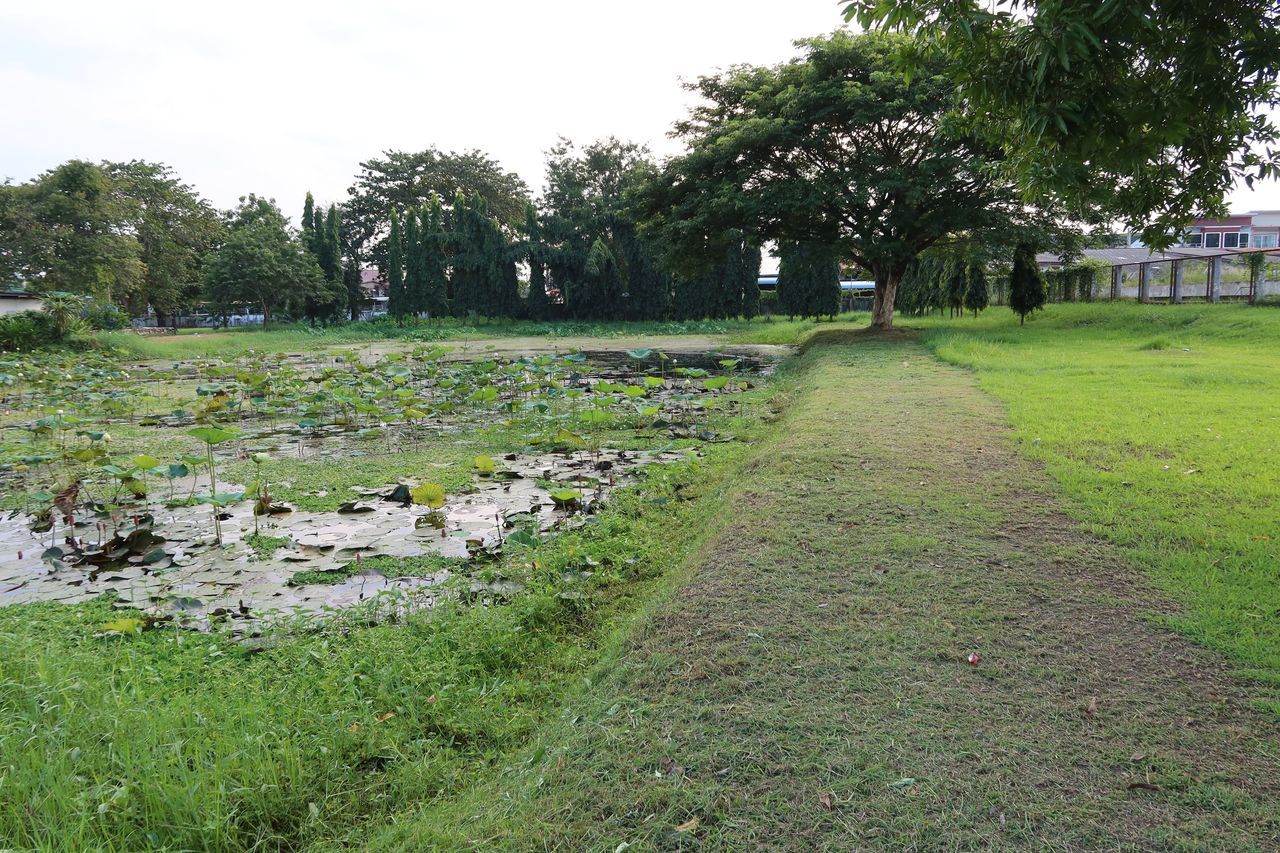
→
(4, 0, 1279, 220)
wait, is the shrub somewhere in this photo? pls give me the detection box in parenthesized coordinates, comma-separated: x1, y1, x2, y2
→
(0, 310, 58, 351)
(82, 300, 130, 331)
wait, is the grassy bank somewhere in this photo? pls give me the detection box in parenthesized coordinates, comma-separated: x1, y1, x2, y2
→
(95, 315, 830, 359)
(914, 302, 1280, 694)
(0, 385, 781, 850)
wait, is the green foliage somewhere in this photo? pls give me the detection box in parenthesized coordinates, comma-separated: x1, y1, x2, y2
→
(343, 148, 530, 272)
(386, 207, 407, 322)
(777, 243, 840, 320)
(636, 32, 1046, 329)
(522, 203, 550, 321)
(541, 137, 669, 320)
(1008, 245, 1046, 325)
(0, 310, 58, 351)
(846, 0, 1280, 247)
(0, 160, 145, 304)
(963, 260, 989, 317)
(202, 196, 326, 326)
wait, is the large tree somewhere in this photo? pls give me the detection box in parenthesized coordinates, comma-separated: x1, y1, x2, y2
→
(102, 161, 224, 320)
(845, 1, 1280, 245)
(344, 147, 529, 272)
(637, 31, 1032, 330)
(0, 160, 145, 303)
(202, 196, 326, 326)
(541, 137, 669, 320)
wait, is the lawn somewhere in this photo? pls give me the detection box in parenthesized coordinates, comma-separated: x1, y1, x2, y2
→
(915, 302, 1280, 696)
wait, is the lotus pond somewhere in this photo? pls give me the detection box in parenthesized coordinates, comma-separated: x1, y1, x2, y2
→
(0, 342, 781, 630)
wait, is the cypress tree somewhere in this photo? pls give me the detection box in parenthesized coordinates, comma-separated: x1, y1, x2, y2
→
(964, 260, 989, 317)
(343, 256, 363, 321)
(522, 203, 549, 320)
(403, 210, 423, 318)
(740, 240, 763, 320)
(387, 207, 407, 322)
(421, 197, 449, 319)
(944, 257, 968, 317)
(302, 192, 315, 245)
(778, 243, 840, 320)
(584, 238, 623, 318)
(1008, 244, 1046, 325)
(316, 205, 341, 282)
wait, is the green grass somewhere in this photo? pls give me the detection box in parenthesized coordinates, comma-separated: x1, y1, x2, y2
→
(352, 329, 1280, 850)
(0, 368, 776, 851)
(908, 302, 1280, 684)
(95, 313, 839, 360)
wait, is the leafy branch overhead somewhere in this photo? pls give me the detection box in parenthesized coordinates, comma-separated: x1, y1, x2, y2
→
(844, 0, 1280, 245)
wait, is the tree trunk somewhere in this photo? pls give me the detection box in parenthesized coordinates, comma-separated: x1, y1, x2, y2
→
(871, 266, 901, 330)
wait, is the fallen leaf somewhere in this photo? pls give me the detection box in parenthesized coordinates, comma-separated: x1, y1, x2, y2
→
(659, 756, 685, 778)
(818, 791, 834, 811)
(375, 711, 396, 723)
(426, 694, 437, 704)
(1083, 696, 1098, 718)
(1129, 752, 1147, 762)
(1127, 781, 1160, 792)
(674, 816, 700, 833)
(348, 722, 362, 733)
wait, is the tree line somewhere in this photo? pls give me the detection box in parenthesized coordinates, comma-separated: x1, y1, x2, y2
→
(11, 8, 1266, 330)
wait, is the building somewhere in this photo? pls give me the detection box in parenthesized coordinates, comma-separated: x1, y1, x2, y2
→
(1169, 211, 1280, 250)
(0, 290, 43, 315)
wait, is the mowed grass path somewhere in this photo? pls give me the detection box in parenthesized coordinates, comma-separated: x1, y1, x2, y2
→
(920, 304, 1280, 700)
(367, 332, 1280, 849)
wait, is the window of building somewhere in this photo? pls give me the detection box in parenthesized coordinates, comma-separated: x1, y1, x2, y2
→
(1185, 233, 1203, 247)
(1255, 234, 1278, 248)
(1224, 232, 1241, 248)
(1204, 232, 1222, 248)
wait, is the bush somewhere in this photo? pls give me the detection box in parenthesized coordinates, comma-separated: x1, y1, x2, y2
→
(82, 300, 130, 331)
(0, 310, 58, 351)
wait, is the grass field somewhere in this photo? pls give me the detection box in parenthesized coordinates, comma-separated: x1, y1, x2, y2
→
(916, 303, 1280, 699)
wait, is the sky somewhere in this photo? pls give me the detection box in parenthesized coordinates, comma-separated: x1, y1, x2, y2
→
(4, 0, 1279, 220)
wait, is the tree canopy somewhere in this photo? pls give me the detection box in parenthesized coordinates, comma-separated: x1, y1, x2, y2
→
(344, 147, 529, 272)
(636, 31, 1039, 329)
(202, 196, 328, 326)
(844, 0, 1280, 245)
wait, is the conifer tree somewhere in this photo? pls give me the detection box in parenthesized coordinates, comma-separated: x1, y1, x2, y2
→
(315, 204, 341, 282)
(945, 258, 968, 317)
(777, 243, 840, 319)
(403, 209, 423, 318)
(421, 197, 449, 318)
(387, 207, 407, 322)
(302, 192, 315, 245)
(740, 241, 763, 320)
(964, 260, 989, 317)
(522, 203, 550, 320)
(343, 256, 363, 321)
(1008, 244, 1046, 325)
(583, 238, 623, 318)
